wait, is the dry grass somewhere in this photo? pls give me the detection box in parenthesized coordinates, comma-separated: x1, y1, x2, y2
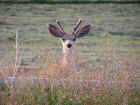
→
(0, 33, 138, 81)
(0, 34, 139, 105)
(0, 35, 137, 99)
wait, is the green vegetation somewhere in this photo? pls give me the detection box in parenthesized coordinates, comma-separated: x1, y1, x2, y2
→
(0, 81, 140, 105)
(0, 3, 139, 67)
(0, 3, 140, 105)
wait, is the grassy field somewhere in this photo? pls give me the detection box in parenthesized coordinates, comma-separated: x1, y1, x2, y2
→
(0, 3, 140, 104)
(0, 4, 140, 66)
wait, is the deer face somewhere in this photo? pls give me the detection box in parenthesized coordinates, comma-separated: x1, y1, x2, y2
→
(61, 34, 76, 48)
(48, 19, 91, 49)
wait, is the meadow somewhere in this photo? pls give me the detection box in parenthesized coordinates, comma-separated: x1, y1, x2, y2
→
(0, 3, 140, 105)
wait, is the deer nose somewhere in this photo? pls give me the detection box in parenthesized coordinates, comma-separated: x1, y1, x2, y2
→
(67, 44, 72, 48)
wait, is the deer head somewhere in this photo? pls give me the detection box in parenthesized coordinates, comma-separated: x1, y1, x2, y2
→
(48, 19, 91, 49)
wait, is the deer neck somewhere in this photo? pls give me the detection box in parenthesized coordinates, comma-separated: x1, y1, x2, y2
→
(63, 45, 73, 56)
(62, 44, 75, 68)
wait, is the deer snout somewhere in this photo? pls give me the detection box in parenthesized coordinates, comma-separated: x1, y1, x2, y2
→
(63, 40, 74, 48)
(67, 44, 72, 48)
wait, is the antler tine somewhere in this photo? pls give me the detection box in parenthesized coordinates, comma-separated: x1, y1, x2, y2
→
(73, 18, 82, 34)
(56, 20, 65, 33)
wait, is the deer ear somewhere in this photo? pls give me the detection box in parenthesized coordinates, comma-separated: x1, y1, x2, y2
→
(76, 24, 91, 38)
(48, 24, 64, 38)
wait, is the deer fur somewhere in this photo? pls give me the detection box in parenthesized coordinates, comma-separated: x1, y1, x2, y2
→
(48, 19, 91, 71)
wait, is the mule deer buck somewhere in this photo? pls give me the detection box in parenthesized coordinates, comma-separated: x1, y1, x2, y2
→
(48, 19, 91, 71)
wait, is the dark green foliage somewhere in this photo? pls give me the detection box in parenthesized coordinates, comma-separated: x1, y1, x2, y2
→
(47, 88, 58, 105)
(0, 82, 8, 91)
(128, 89, 140, 105)
(0, 0, 139, 4)
(0, 82, 140, 105)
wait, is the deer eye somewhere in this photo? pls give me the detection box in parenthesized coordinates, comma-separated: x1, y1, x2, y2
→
(62, 38, 66, 41)
(72, 38, 76, 41)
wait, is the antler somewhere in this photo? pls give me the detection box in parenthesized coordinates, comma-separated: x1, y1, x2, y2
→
(56, 20, 65, 33)
(73, 18, 82, 34)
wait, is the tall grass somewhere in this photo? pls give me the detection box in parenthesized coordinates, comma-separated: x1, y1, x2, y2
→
(0, 33, 140, 105)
